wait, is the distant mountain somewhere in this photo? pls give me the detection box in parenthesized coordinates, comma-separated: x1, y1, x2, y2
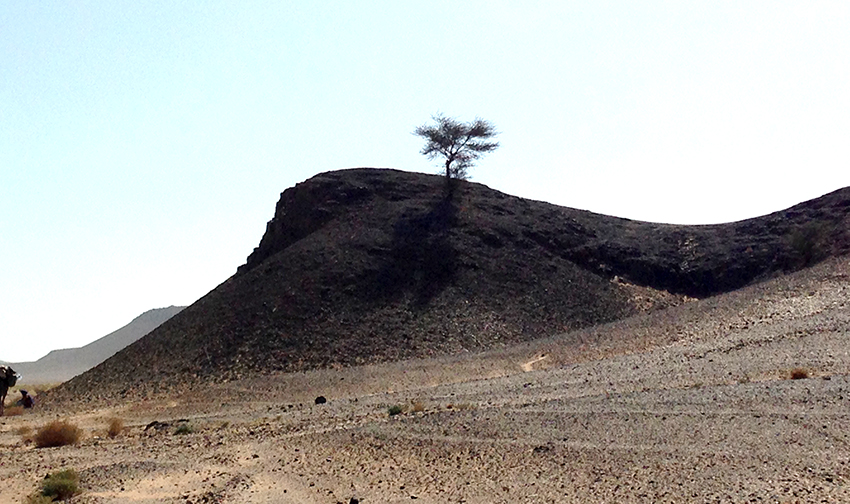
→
(10, 306, 184, 384)
(47, 169, 850, 403)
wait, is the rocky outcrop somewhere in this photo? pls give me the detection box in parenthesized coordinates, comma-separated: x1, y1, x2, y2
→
(45, 169, 850, 403)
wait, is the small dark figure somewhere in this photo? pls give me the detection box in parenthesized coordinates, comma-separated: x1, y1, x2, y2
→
(18, 389, 34, 409)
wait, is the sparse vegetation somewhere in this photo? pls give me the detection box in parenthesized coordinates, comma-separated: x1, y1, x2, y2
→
(388, 405, 404, 416)
(107, 417, 124, 438)
(789, 368, 809, 380)
(27, 469, 81, 502)
(789, 223, 828, 268)
(174, 422, 194, 435)
(4, 405, 24, 416)
(414, 113, 500, 181)
(411, 401, 425, 413)
(34, 420, 82, 448)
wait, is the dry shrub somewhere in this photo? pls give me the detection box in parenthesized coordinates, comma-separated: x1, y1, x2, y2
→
(411, 401, 425, 413)
(34, 420, 82, 448)
(107, 417, 124, 438)
(790, 368, 809, 380)
(3, 405, 24, 416)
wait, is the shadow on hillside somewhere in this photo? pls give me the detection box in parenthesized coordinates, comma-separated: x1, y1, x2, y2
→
(366, 191, 459, 307)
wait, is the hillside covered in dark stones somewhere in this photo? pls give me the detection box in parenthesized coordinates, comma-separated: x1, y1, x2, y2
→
(50, 168, 850, 400)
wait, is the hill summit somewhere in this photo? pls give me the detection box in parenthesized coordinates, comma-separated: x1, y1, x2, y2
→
(53, 169, 849, 400)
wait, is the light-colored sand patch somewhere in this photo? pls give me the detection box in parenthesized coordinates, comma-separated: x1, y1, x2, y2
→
(520, 353, 548, 371)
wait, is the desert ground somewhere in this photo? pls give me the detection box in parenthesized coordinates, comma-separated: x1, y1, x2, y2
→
(2, 258, 850, 503)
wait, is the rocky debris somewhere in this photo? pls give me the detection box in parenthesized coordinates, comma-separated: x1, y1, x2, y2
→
(143, 418, 190, 433)
(144, 420, 170, 431)
(5, 258, 850, 503)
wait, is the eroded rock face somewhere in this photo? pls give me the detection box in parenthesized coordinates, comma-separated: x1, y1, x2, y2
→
(240, 174, 375, 274)
(45, 169, 850, 402)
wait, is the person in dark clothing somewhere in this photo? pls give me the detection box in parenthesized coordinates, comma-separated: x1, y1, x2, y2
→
(18, 389, 34, 409)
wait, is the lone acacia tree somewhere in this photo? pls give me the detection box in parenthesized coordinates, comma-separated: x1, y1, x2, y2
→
(414, 114, 499, 181)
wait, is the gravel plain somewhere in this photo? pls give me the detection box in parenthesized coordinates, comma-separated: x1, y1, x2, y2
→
(2, 258, 849, 503)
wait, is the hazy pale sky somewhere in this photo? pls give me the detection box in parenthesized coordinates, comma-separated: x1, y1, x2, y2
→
(2, 2, 848, 362)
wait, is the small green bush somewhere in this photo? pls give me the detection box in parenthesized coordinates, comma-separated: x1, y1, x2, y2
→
(174, 423, 194, 435)
(789, 223, 828, 267)
(387, 405, 404, 416)
(29, 469, 81, 501)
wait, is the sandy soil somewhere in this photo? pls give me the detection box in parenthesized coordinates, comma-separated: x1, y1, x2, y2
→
(2, 259, 850, 503)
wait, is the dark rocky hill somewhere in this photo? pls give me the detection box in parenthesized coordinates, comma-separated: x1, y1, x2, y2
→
(10, 306, 184, 384)
(49, 169, 850, 401)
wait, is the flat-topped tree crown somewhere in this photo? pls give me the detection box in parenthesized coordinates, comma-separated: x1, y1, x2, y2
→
(414, 114, 499, 180)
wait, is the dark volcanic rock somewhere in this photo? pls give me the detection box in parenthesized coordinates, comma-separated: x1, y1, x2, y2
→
(47, 169, 850, 402)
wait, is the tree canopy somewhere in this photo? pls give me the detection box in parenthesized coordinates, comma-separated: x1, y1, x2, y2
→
(414, 114, 499, 180)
